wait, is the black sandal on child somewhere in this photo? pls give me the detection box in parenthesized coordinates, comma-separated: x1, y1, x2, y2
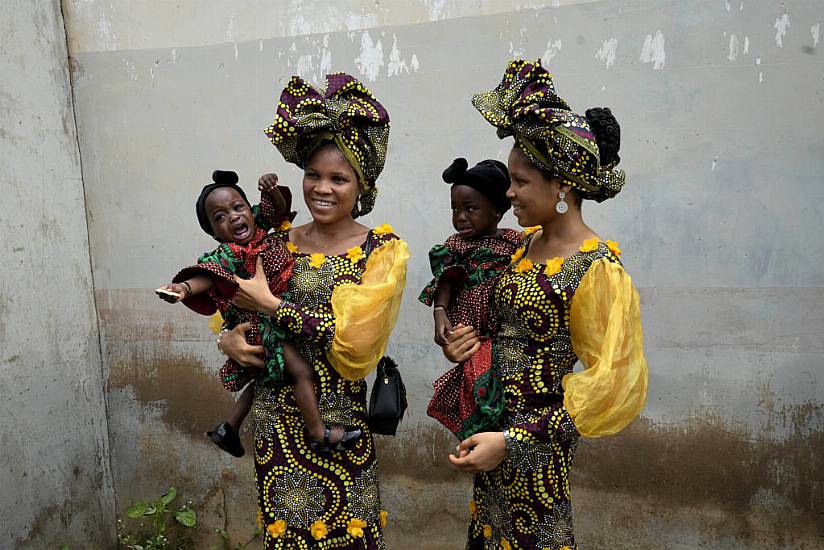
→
(206, 422, 245, 458)
(308, 426, 363, 454)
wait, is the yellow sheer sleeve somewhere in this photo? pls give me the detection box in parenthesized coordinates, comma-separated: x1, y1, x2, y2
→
(327, 238, 410, 381)
(564, 258, 648, 437)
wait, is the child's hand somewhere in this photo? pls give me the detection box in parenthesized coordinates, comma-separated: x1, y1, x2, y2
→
(258, 173, 279, 195)
(259, 173, 287, 215)
(433, 308, 453, 345)
(155, 283, 187, 303)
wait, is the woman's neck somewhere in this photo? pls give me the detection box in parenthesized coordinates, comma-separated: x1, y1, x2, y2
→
(297, 216, 368, 255)
(530, 208, 595, 259)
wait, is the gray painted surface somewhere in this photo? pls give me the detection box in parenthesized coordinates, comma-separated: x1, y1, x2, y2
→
(3, 0, 821, 548)
(0, 1, 115, 548)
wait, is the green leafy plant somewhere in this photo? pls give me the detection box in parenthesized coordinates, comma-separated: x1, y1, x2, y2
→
(117, 487, 197, 549)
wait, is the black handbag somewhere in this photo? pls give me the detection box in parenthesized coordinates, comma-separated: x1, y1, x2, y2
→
(368, 356, 407, 436)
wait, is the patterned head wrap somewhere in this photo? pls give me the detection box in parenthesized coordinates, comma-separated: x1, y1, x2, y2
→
(471, 59, 626, 202)
(264, 73, 390, 218)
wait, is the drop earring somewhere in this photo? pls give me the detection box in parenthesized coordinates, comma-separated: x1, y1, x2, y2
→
(556, 191, 568, 214)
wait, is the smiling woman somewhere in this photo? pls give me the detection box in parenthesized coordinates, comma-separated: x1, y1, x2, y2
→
(218, 73, 408, 550)
(440, 60, 648, 549)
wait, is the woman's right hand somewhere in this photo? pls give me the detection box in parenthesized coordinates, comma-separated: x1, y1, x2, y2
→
(219, 322, 265, 368)
(441, 323, 480, 363)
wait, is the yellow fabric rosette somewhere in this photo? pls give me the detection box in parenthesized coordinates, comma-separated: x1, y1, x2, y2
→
(564, 258, 648, 437)
(327, 238, 410, 381)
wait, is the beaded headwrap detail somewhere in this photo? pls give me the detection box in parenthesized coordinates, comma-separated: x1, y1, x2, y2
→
(471, 59, 625, 202)
(264, 73, 390, 218)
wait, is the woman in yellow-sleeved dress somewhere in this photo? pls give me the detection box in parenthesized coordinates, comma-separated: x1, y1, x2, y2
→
(467, 235, 644, 550)
(250, 225, 405, 549)
(219, 73, 408, 549)
(444, 60, 648, 550)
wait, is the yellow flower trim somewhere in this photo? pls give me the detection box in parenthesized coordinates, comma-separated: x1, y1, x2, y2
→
(544, 257, 565, 277)
(379, 510, 388, 529)
(579, 237, 600, 253)
(347, 518, 367, 538)
(208, 311, 224, 334)
(501, 539, 512, 550)
(277, 219, 292, 231)
(606, 239, 622, 257)
(256, 510, 264, 530)
(514, 258, 534, 273)
(286, 241, 299, 254)
(373, 223, 394, 236)
(511, 247, 525, 263)
(346, 245, 366, 264)
(482, 524, 493, 539)
(310, 519, 328, 540)
(308, 253, 326, 268)
(469, 499, 477, 520)
(523, 225, 541, 236)
(266, 520, 286, 538)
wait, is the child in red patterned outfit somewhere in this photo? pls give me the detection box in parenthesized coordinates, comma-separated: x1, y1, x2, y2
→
(157, 170, 361, 456)
(419, 158, 520, 439)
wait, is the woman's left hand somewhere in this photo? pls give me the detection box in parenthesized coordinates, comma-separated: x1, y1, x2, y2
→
(233, 257, 282, 314)
(448, 431, 507, 473)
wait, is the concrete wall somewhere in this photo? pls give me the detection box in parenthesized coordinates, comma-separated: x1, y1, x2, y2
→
(0, 1, 115, 548)
(59, 0, 824, 548)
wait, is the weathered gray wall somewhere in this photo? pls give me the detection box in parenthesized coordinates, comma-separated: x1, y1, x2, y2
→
(0, 1, 115, 548)
(59, 0, 824, 548)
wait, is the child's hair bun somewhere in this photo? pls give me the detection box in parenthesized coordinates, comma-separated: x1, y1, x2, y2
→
(442, 158, 469, 184)
(212, 170, 239, 185)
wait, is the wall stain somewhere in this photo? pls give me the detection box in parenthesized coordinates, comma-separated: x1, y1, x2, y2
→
(110, 350, 234, 439)
(375, 406, 823, 548)
(574, 409, 822, 516)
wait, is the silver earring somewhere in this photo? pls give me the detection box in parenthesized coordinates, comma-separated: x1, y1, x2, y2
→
(556, 191, 568, 214)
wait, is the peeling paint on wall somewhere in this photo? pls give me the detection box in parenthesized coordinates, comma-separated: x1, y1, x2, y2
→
(543, 38, 563, 64)
(728, 33, 740, 62)
(595, 37, 617, 68)
(355, 31, 383, 82)
(387, 34, 419, 77)
(774, 12, 790, 48)
(295, 35, 333, 85)
(640, 30, 666, 70)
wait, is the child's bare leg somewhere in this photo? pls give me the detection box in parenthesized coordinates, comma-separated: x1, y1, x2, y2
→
(226, 384, 254, 432)
(283, 343, 344, 443)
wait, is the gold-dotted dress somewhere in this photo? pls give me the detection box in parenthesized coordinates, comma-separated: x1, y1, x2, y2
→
(251, 227, 401, 550)
(467, 233, 647, 550)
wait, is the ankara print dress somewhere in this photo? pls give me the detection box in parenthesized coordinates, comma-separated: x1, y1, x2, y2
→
(467, 234, 647, 550)
(419, 229, 521, 440)
(250, 227, 400, 550)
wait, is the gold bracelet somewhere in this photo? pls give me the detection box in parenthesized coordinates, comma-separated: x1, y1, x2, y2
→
(433, 305, 447, 312)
